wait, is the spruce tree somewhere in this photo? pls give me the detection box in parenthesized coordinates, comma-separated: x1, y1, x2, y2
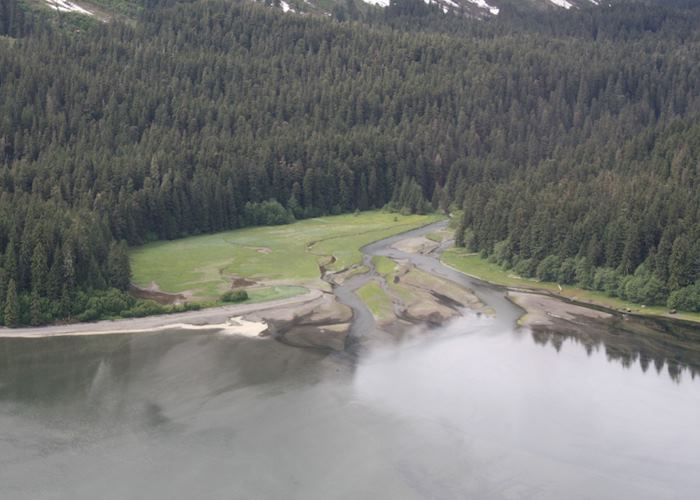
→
(30, 291, 41, 327)
(4, 279, 19, 328)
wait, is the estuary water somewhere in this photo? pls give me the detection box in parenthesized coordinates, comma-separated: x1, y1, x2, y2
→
(1, 225, 699, 499)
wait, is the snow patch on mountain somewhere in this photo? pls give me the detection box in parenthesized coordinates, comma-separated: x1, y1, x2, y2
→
(364, 0, 500, 16)
(280, 0, 294, 12)
(45, 0, 94, 15)
(467, 0, 499, 15)
(549, 0, 573, 8)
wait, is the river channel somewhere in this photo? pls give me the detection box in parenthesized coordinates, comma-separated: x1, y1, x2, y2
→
(1, 222, 699, 499)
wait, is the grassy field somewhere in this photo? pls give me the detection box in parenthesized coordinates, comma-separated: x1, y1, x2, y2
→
(372, 256, 398, 277)
(356, 281, 394, 322)
(130, 211, 441, 302)
(442, 248, 700, 324)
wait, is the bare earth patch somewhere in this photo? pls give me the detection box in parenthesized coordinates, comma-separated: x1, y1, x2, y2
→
(391, 236, 439, 255)
(326, 265, 369, 285)
(130, 282, 191, 305)
(257, 293, 353, 351)
(393, 265, 486, 326)
(231, 276, 257, 288)
(509, 291, 612, 328)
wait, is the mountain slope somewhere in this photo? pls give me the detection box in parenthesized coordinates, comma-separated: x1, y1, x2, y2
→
(18, 0, 670, 22)
(1, 0, 700, 325)
(261, 0, 624, 18)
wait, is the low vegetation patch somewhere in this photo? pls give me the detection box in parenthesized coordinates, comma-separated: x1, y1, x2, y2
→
(372, 256, 397, 277)
(220, 290, 249, 303)
(130, 211, 441, 302)
(75, 289, 201, 323)
(356, 281, 394, 321)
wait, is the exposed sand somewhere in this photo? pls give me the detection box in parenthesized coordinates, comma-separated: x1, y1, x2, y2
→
(391, 236, 439, 255)
(508, 291, 612, 328)
(261, 292, 353, 351)
(395, 265, 484, 325)
(0, 289, 323, 338)
(130, 282, 190, 305)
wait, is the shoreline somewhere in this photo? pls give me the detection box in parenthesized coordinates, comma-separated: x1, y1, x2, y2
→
(0, 289, 323, 338)
(4, 257, 694, 341)
(4, 220, 696, 341)
(439, 257, 700, 329)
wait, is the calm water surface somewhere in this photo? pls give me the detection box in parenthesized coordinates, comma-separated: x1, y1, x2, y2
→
(1, 312, 698, 499)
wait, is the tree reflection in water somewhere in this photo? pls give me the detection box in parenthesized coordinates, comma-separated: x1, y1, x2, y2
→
(529, 313, 700, 383)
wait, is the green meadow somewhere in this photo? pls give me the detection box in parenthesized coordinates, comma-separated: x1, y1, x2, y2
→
(130, 211, 441, 302)
(356, 281, 394, 322)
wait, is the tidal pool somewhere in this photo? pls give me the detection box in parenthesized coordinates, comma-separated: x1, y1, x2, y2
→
(1, 312, 698, 500)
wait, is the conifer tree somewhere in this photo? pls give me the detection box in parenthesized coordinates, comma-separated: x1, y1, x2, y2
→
(4, 278, 19, 328)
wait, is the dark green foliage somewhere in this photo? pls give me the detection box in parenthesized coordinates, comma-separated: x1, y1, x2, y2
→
(389, 178, 431, 215)
(2, 0, 700, 321)
(668, 283, 700, 312)
(557, 258, 577, 286)
(29, 291, 41, 326)
(30, 243, 48, 295)
(119, 300, 167, 318)
(668, 235, 695, 291)
(618, 265, 668, 305)
(79, 288, 133, 321)
(4, 278, 18, 327)
(74, 289, 199, 322)
(454, 219, 466, 248)
(536, 255, 561, 282)
(575, 258, 595, 290)
(107, 241, 131, 291)
(244, 201, 294, 227)
(593, 268, 623, 297)
(514, 258, 537, 279)
(221, 290, 249, 303)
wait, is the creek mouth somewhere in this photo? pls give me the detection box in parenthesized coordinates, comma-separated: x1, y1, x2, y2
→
(329, 220, 523, 352)
(336, 219, 700, 376)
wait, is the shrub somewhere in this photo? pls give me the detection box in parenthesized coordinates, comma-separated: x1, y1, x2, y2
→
(221, 290, 249, 303)
(575, 258, 594, 289)
(170, 302, 202, 313)
(514, 258, 537, 278)
(462, 228, 476, 252)
(492, 239, 512, 267)
(668, 283, 700, 312)
(122, 300, 168, 318)
(593, 268, 622, 296)
(244, 200, 294, 226)
(70, 289, 138, 321)
(616, 264, 668, 305)
(78, 308, 101, 322)
(621, 274, 667, 305)
(557, 258, 577, 285)
(536, 255, 561, 282)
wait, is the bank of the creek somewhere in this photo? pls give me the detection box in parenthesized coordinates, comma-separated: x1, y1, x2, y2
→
(328, 220, 518, 347)
(1, 221, 699, 500)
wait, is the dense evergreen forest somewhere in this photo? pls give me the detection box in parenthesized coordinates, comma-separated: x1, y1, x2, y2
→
(0, 0, 699, 325)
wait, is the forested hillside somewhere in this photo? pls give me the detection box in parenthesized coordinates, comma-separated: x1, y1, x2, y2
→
(1, 0, 699, 325)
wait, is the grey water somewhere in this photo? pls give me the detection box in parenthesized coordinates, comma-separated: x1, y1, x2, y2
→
(1, 225, 699, 499)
